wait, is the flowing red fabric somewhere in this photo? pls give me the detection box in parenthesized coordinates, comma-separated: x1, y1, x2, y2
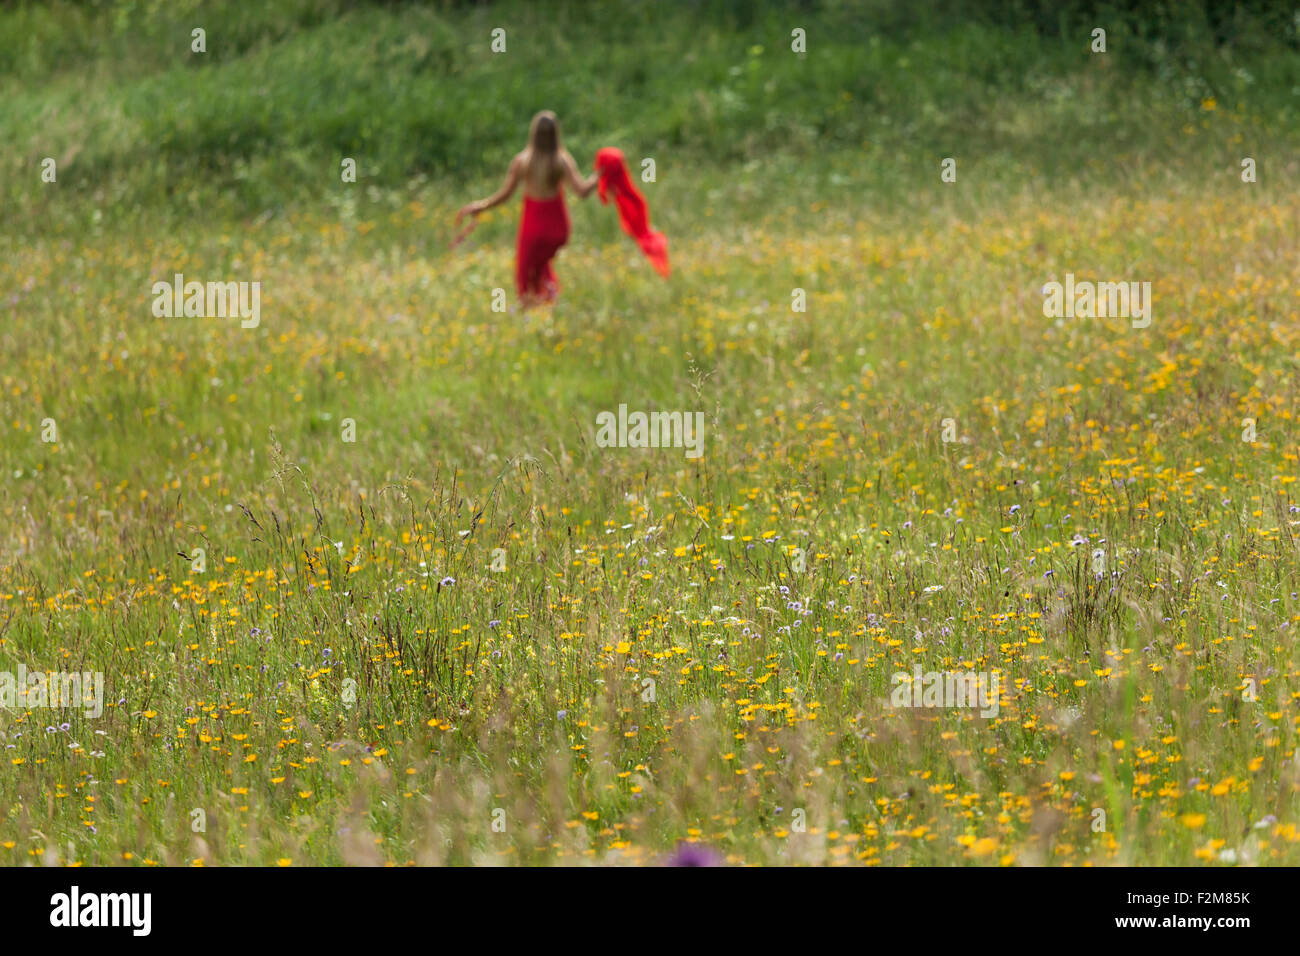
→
(594, 147, 670, 277)
(516, 193, 570, 301)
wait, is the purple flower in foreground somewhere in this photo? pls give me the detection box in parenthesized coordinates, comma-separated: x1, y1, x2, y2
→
(663, 842, 725, 867)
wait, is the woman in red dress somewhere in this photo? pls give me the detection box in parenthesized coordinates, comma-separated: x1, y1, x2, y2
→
(457, 111, 599, 307)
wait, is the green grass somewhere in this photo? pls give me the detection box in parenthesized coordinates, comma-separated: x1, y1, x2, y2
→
(1, 0, 1299, 866)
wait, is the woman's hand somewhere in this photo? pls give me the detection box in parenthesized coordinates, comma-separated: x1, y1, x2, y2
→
(456, 201, 482, 224)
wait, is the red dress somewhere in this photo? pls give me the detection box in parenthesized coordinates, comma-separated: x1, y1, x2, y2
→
(516, 192, 570, 302)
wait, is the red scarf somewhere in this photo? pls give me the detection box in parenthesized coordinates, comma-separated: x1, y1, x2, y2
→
(594, 147, 670, 277)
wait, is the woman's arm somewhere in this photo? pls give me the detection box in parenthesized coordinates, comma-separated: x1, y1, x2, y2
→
(458, 155, 522, 221)
(563, 152, 599, 199)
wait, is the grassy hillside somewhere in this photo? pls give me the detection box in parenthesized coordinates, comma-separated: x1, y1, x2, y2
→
(5, 0, 1300, 232)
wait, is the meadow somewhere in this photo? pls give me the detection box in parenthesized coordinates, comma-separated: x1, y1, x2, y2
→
(2, 0, 1300, 865)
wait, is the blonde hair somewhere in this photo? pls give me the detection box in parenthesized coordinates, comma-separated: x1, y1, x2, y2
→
(523, 110, 563, 189)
